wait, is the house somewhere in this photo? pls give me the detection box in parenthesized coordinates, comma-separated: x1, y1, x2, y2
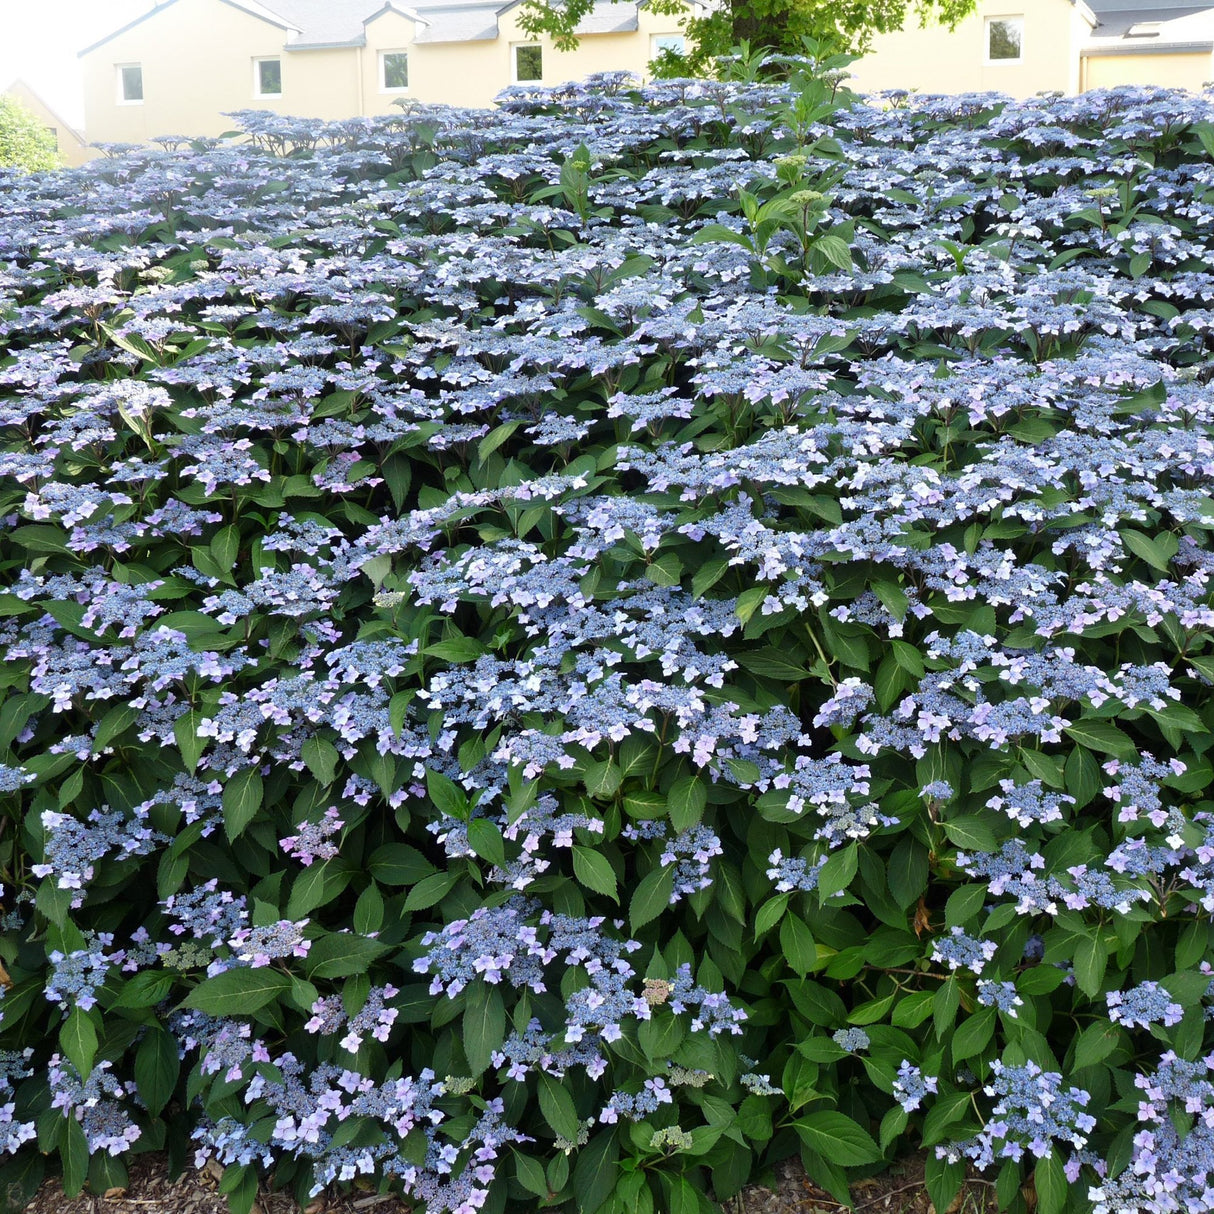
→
(78, 0, 696, 145)
(2, 79, 94, 167)
(846, 0, 1214, 97)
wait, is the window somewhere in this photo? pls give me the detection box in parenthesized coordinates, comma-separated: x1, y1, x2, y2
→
(650, 34, 685, 56)
(513, 44, 542, 82)
(985, 17, 1023, 62)
(254, 57, 282, 97)
(117, 63, 143, 104)
(380, 50, 409, 91)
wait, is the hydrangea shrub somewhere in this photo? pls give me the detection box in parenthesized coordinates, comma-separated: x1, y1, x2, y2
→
(2, 67, 1214, 1214)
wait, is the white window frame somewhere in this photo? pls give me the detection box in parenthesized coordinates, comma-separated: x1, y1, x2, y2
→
(379, 49, 410, 93)
(116, 63, 144, 105)
(512, 42, 543, 83)
(984, 16, 1024, 64)
(650, 34, 686, 57)
(253, 56, 283, 98)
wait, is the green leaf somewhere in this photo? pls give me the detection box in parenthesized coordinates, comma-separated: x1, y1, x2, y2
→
(573, 846, 618, 901)
(630, 864, 675, 933)
(572, 1130, 618, 1214)
(934, 977, 960, 1039)
(886, 836, 928, 909)
(467, 818, 508, 869)
(813, 232, 853, 271)
(403, 870, 459, 911)
(942, 815, 998, 853)
(301, 736, 339, 785)
(135, 1027, 180, 1117)
(779, 914, 817, 977)
(304, 933, 390, 980)
(794, 1110, 881, 1167)
(426, 768, 466, 818)
(174, 710, 207, 775)
(645, 551, 683, 587)
(668, 776, 707, 831)
(1065, 745, 1103, 809)
(638, 1012, 685, 1062)
(184, 967, 290, 1016)
(1064, 719, 1137, 761)
(691, 556, 730, 600)
(951, 1007, 996, 1062)
(463, 983, 505, 1075)
(584, 760, 622, 799)
(222, 768, 263, 841)
(1072, 1019, 1121, 1070)
(1073, 933, 1108, 997)
(286, 861, 347, 920)
(1035, 1147, 1067, 1214)
(538, 1072, 582, 1141)
(754, 893, 789, 938)
(114, 971, 174, 1009)
(737, 647, 810, 682)
(62, 1114, 89, 1198)
(921, 1089, 973, 1146)
(925, 1152, 966, 1214)
(92, 702, 139, 753)
(515, 1151, 549, 1198)
(944, 883, 988, 930)
(817, 841, 858, 903)
(59, 1008, 98, 1079)
(353, 883, 385, 936)
(367, 843, 435, 886)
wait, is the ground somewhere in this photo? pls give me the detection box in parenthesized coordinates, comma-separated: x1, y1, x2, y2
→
(24, 1152, 1004, 1214)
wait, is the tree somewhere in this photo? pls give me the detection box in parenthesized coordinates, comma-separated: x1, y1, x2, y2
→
(515, 0, 978, 75)
(0, 95, 60, 173)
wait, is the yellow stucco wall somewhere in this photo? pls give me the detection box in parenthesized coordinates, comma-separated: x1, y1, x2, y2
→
(1081, 50, 1213, 92)
(81, 0, 692, 143)
(82, 0, 300, 143)
(847, 0, 1090, 98)
(4, 81, 95, 166)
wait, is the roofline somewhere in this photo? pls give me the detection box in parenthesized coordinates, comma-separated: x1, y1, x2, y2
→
(364, 0, 428, 24)
(78, 0, 299, 58)
(414, 31, 500, 42)
(285, 38, 369, 49)
(2, 78, 88, 143)
(1081, 37, 1214, 51)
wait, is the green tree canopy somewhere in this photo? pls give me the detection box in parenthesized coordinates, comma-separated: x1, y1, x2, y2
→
(516, 0, 977, 73)
(0, 95, 60, 173)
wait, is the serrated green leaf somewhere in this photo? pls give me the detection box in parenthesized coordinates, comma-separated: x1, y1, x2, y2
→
(573, 845, 618, 901)
(1064, 719, 1137, 760)
(1035, 1147, 1067, 1214)
(135, 1027, 180, 1117)
(301, 736, 339, 785)
(538, 1071, 582, 1141)
(59, 1008, 98, 1080)
(184, 968, 290, 1016)
(222, 768, 263, 841)
(463, 982, 505, 1075)
(630, 864, 675, 933)
(467, 818, 508, 869)
(668, 776, 707, 831)
(794, 1110, 881, 1166)
(403, 869, 459, 912)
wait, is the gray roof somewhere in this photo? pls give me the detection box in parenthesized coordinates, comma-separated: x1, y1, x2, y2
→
(80, 0, 650, 54)
(1083, 0, 1214, 34)
(411, 3, 501, 44)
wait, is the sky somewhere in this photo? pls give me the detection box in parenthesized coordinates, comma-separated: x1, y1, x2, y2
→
(0, 0, 158, 128)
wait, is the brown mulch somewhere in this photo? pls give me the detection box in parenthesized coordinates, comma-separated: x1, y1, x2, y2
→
(23, 1150, 1006, 1214)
